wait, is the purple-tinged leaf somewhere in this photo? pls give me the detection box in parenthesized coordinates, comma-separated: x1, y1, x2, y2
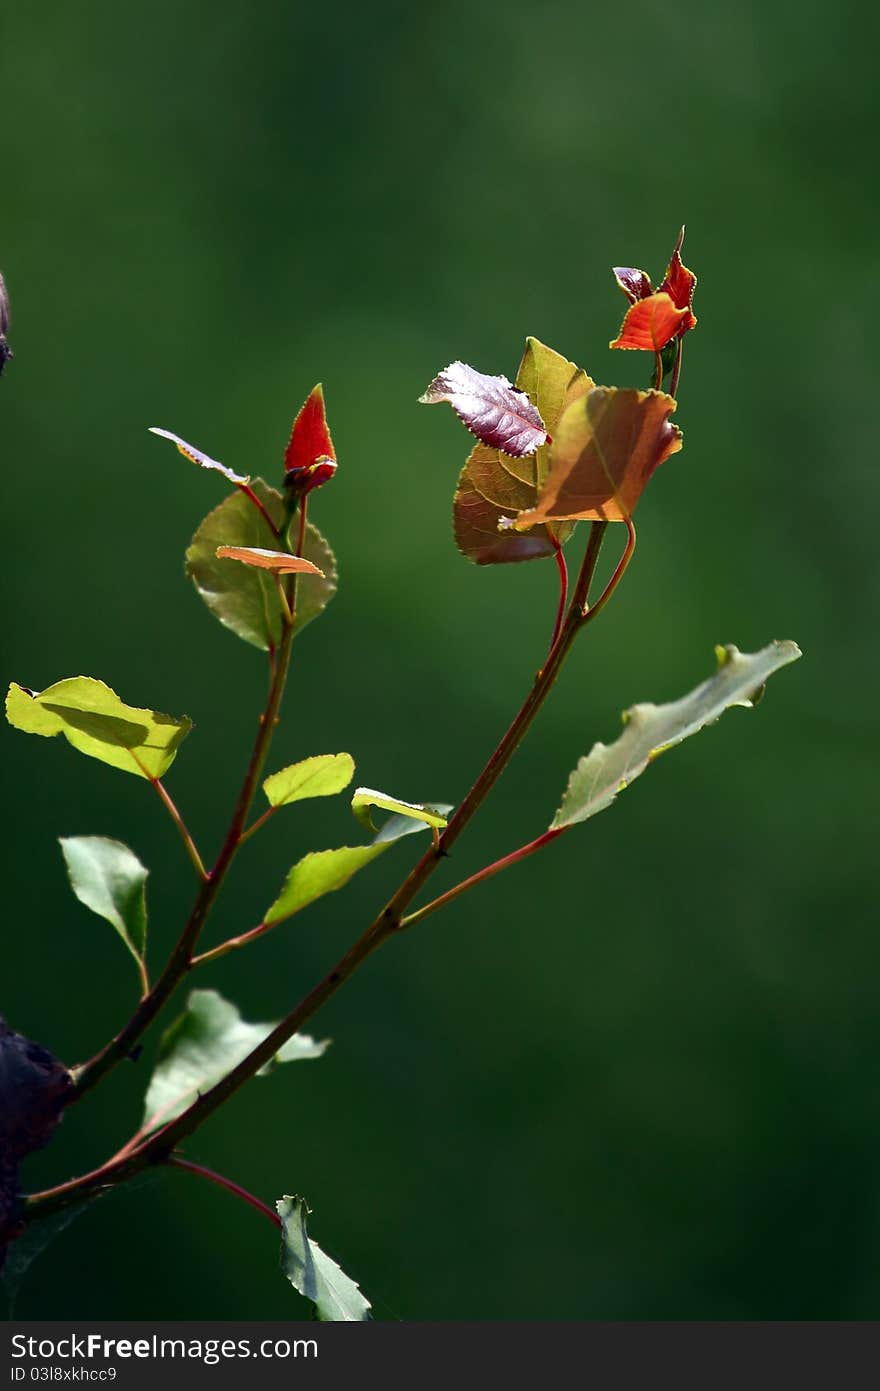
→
(613, 267, 654, 304)
(149, 428, 250, 486)
(419, 361, 548, 458)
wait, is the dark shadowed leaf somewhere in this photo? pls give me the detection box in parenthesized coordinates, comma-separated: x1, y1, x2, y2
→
(59, 837, 148, 974)
(5, 678, 192, 779)
(420, 360, 548, 458)
(285, 385, 336, 473)
(142, 990, 327, 1130)
(0, 1021, 73, 1261)
(552, 642, 802, 830)
(186, 480, 337, 649)
(263, 754, 355, 808)
(278, 1195, 370, 1321)
(514, 388, 682, 526)
(215, 546, 325, 576)
(148, 428, 249, 486)
(453, 465, 559, 565)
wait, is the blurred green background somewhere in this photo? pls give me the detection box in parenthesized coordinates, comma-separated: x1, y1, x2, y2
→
(2, 0, 877, 1320)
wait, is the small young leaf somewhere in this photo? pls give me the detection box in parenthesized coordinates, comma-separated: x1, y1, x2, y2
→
(613, 266, 654, 303)
(513, 387, 682, 526)
(657, 226, 697, 332)
(263, 753, 355, 808)
(142, 990, 328, 1130)
(277, 1195, 370, 1322)
(552, 641, 802, 830)
(148, 427, 250, 486)
(370, 803, 454, 844)
(186, 480, 337, 649)
(420, 360, 548, 458)
(285, 385, 336, 474)
(216, 546, 325, 577)
(351, 787, 449, 833)
(5, 678, 192, 779)
(59, 837, 148, 972)
(263, 845, 389, 926)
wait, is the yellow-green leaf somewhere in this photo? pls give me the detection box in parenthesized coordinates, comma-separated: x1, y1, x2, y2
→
(263, 753, 355, 808)
(350, 787, 449, 833)
(5, 678, 192, 779)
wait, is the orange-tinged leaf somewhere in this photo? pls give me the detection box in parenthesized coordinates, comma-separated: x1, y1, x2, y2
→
(513, 387, 682, 526)
(285, 385, 336, 474)
(466, 443, 536, 513)
(609, 293, 690, 352)
(215, 546, 325, 576)
(658, 226, 697, 330)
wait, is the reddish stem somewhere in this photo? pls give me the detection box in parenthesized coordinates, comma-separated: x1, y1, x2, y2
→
(669, 336, 684, 398)
(238, 483, 281, 539)
(545, 529, 569, 661)
(168, 1156, 280, 1229)
(191, 921, 271, 967)
(401, 826, 568, 930)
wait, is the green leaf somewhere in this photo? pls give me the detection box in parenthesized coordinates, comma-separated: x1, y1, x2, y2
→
(142, 989, 328, 1130)
(185, 479, 337, 650)
(263, 753, 355, 808)
(351, 787, 449, 834)
(277, 1195, 371, 1321)
(5, 678, 192, 779)
(371, 803, 454, 844)
(59, 836, 148, 973)
(552, 641, 802, 830)
(263, 845, 389, 926)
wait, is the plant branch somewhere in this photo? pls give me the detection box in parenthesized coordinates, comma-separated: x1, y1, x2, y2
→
(191, 920, 271, 967)
(545, 528, 569, 661)
(26, 522, 619, 1217)
(237, 483, 281, 539)
(70, 609, 299, 1098)
(168, 1156, 281, 1229)
(400, 826, 568, 931)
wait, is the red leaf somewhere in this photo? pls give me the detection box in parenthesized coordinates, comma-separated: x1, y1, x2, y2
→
(513, 388, 682, 525)
(285, 385, 336, 475)
(658, 226, 697, 330)
(609, 293, 690, 352)
(612, 267, 654, 304)
(215, 546, 325, 576)
(419, 360, 548, 458)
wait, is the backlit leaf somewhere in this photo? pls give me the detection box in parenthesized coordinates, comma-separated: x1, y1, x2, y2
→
(658, 226, 697, 331)
(420, 360, 547, 458)
(5, 678, 192, 779)
(263, 753, 355, 808)
(609, 293, 690, 352)
(59, 836, 148, 973)
(513, 387, 682, 526)
(450, 339, 588, 564)
(552, 641, 802, 830)
(613, 266, 654, 304)
(215, 546, 325, 577)
(285, 385, 336, 474)
(149, 427, 249, 486)
(278, 1195, 370, 1322)
(351, 787, 449, 834)
(186, 480, 337, 649)
(142, 989, 327, 1130)
(263, 845, 389, 926)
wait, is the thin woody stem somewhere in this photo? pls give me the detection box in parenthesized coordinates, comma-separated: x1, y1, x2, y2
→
(70, 588, 299, 1099)
(150, 778, 208, 881)
(168, 1157, 281, 1230)
(669, 336, 684, 398)
(191, 921, 271, 967)
(400, 826, 569, 931)
(238, 483, 281, 539)
(545, 528, 569, 661)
